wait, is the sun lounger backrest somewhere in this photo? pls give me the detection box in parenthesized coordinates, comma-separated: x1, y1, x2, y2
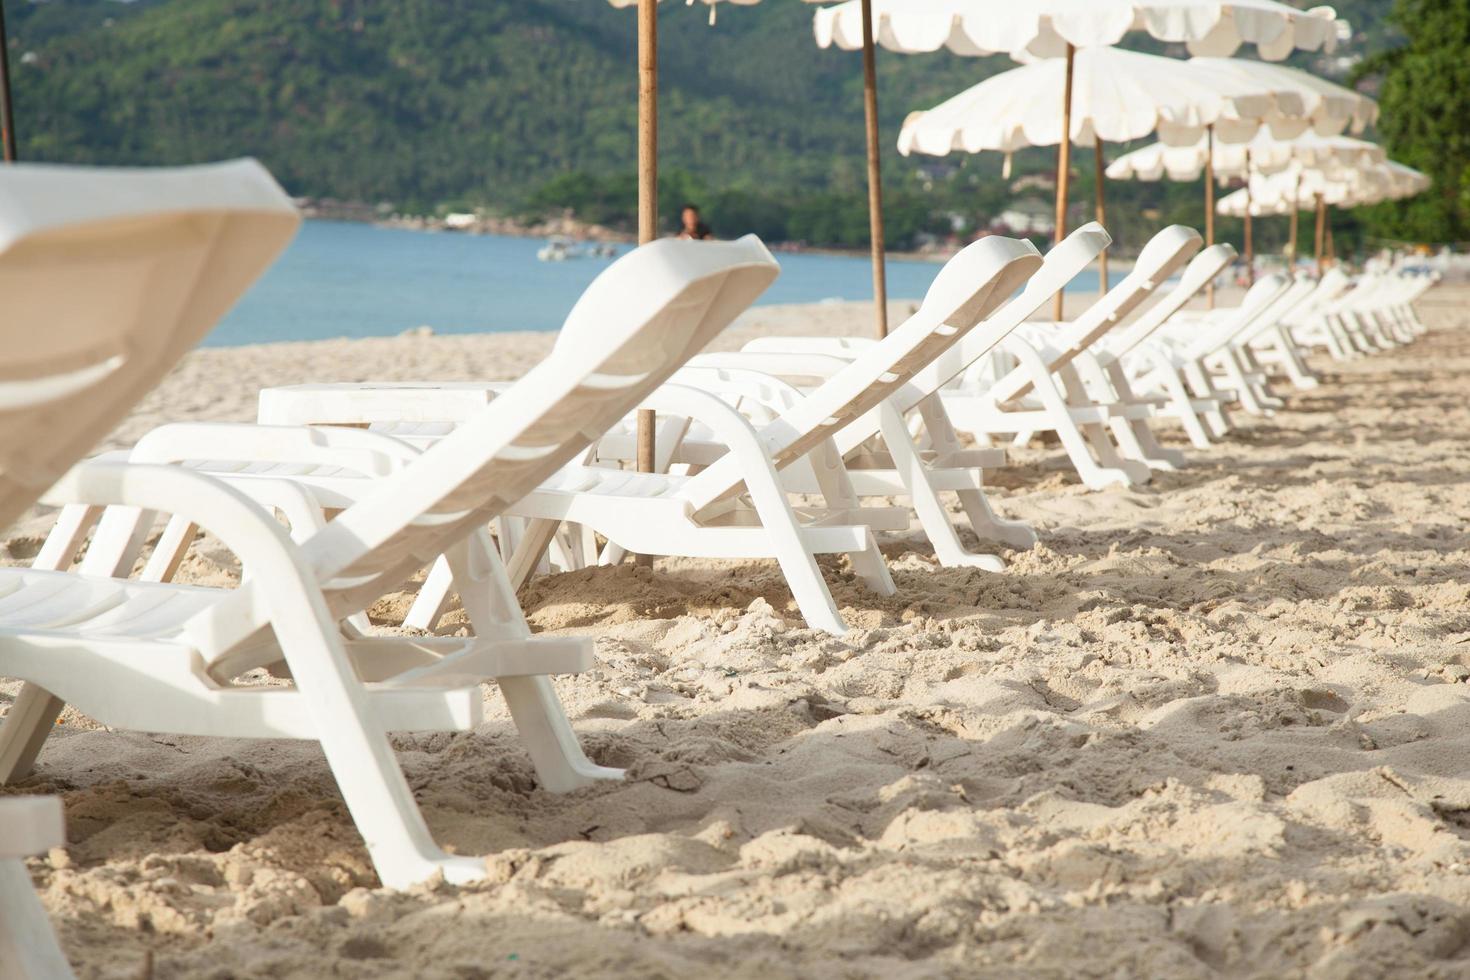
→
(1103, 243, 1237, 361)
(904, 223, 1112, 405)
(1182, 274, 1292, 358)
(1053, 224, 1202, 350)
(1221, 274, 1321, 349)
(286, 237, 780, 614)
(681, 236, 1043, 512)
(992, 224, 1202, 402)
(0, 159, 299, 531)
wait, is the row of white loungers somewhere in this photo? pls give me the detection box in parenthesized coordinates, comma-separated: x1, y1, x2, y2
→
(0, 161, 1435, 975)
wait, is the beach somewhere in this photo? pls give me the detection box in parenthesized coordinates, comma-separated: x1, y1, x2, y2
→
(6, 285, 1470, 977)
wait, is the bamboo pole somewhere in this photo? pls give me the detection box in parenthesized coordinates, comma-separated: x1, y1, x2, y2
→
(1094, 139, 1107, 295)
(859, 0, 888, 338)
(1243, 149, 1253, 286)
(1287, 171, 1300, 266)
(1204, 124, 1215, 308)
(0, 1, 15, 162)
(634, 0, 657, 567)
(1053, 43, 1075, 321)
(1313, 191, 1326, 274)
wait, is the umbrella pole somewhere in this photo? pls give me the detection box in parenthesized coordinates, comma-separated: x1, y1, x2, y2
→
(1094, 139, 1107, 295)
(1287, 171, 1300, 267)
(1325, 207, 1335, 266)
(0, 0, 16, 162)
(1204, 124, 1215, 308)
(635, 0, 657, 567)
(1313, 192, 1325, 274)
(1243, 149, 1253, 286)
(1052, 43, 1075, 321)
(859, 0, 888, 338)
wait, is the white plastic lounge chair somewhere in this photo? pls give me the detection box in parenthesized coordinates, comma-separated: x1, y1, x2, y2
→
(1124, 274, 1301, 437)
(0, 796, 73, 979)
(1184, 274, 1326, 415)
(1041, 242, 1238, 462)
(0, 158, 298, 979)
(0, 176, 780, 890)
(98, 237, 1044, 637)
(940, 226, 1205, 490)
(1321, 269, 1434, 354)
(633, 224, 1113, 569)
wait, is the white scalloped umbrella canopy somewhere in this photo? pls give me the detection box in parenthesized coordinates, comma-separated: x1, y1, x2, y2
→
(1216, 161, 1429, 215)
(606, 0, 762, 7)
(1189, 57, 1377, 137)
(897, 47, 1312, 156)
(815, 0, 1342, 61)
(1108, 133, 1387, 182)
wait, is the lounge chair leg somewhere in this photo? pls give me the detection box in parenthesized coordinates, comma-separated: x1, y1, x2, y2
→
(1055, 365, 1151, 487)
(955, 488, 1036, 550)
(805, 437, 896, 597)
(505, 519, 562, 592)
(1164, 371, 1218, 449)
(0, 857, 75, 979)
(1081, 420, 1151, 485)
(0, 510, 115, 783)
(78, 506, 156, 577)
(1102, 363, 1188, 468)
(877, 403, 1007, 570)
(1020, 363, 1133, 491)
(1268, 327, 1319, 389)
(403, 555, 455, 631)
(446, 530, 621, 791)
(0, 686, 65, 784)
(276, 619, 485, 888)
(1109, 415, 1182, 471)
(1181, 361, 1233, 437)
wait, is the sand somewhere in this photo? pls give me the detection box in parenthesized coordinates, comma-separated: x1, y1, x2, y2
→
(7, 286, 1470, 978)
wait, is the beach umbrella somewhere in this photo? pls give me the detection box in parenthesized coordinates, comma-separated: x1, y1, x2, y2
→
(818, 0, 1344, 316)
(1109, 132, 1386, 277)
(608, 0, 892, 341)
(1216, 161, 1429, 269)
(896, 48, 1313, 296)
(0, 1, 15, 161)
(606, 0, 882, 543)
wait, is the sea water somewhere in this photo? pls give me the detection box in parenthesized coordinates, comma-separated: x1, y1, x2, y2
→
(210, 220, 1118, 347)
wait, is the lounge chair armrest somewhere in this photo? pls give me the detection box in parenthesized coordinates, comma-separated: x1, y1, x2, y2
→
(669, 367, 806, 414)
(740, 336, 879, 355)
(257, 382, 510, 427)
(635, 384, 771, 451)
(132, 421, 418, 473)
(688, 351, 855, 379)
(41, 460, 318, 582)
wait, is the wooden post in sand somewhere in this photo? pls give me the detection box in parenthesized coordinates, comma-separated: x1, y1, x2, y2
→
(859, 0, 889, 338)
(1313, 192, 1326, 274)
(1242, 149, 1254, 286)
(0, 2, 16, 162)
(1052, 43, 1075, 321)
(1287, 171, 1301, 267)
(634, 0, 657, 567)
(1204, 124, 1216, 308)
(1094, 139, 1108, 295)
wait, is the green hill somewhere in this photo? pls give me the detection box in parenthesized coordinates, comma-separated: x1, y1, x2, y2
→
(3, 0, 1394, 249)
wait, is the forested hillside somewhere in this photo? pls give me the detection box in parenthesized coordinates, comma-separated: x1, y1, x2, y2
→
(4, 0, 1396, 247)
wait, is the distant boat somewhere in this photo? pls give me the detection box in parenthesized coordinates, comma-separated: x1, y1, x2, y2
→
(537, 236, 619, 262)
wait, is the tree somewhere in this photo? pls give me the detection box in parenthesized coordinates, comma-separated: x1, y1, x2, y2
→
(1355, 0, 1470, 243)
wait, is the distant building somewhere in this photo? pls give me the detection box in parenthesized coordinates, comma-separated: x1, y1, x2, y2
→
(444, 212, 478, 230)
(1010, 173, 1057, 195)
(994, 197, 1055, 237)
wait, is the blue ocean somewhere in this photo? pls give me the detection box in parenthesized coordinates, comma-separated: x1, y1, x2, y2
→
(210, 220, 1116, 347)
